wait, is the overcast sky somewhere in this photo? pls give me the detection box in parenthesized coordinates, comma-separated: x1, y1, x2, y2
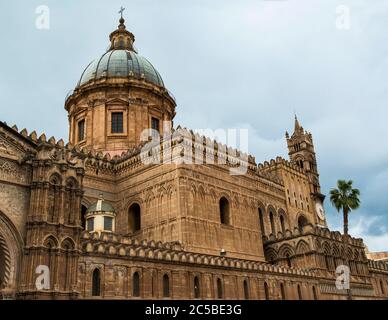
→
(1, 0, 387, 251)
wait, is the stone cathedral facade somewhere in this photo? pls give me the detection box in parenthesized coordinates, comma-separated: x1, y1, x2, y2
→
(0, 17, 387, 300)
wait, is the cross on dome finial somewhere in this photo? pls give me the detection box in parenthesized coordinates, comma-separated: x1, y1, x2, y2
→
(118, 6, 125, 19)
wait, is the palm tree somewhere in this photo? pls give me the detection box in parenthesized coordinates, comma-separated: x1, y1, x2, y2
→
(330, 180, 360, 236)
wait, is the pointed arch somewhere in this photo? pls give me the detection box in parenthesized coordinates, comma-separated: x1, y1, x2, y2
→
(280, 282, 286, 300)
(296, 240, 310, 255)
(163, 274, 170, 298)
(194, 276, 200, 299)
(132, 271, 140, 297)
(219, 197, 231, 225)
(297, 214, 309, 232)
(264, 281, 270, 300)
(128, 203, 141, 233)
(278, 244, 295, 258)
(278, 208, 287, 234)
(258, 206, 265, 236)
(243, 279, 249, 300)
(92, 268, 101, 296)
(297, 284, 303, 300)
(0, 211, 23, 296)
(216, 278, 223, 299)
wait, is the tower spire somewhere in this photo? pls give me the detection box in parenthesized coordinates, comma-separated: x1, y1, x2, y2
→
(294, 114, 301, 131)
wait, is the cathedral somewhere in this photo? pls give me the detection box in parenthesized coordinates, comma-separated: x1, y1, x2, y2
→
(0, 16, 387, 300)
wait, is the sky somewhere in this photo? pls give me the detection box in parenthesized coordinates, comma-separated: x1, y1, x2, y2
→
(0, 0, 387, 251)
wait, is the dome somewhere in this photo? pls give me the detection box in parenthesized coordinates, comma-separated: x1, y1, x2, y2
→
(77, 49, 164, 88)
(86, 196, 115, 214)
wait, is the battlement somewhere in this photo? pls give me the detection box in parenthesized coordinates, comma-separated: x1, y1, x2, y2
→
(264, 224, 365, 248)
(258, 156, 306, 176)
(80, 231, 316, 277)
(368, 259, 388, 273)
(3, 122, 288, 187)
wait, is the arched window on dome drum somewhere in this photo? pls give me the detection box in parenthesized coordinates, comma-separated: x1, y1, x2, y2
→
(217, 278, 223, 299)
(78, 119, 85, 142)
(264, 282, 270, 300)
(258, 208, 265, 236)
(163, 274, 170, 298)
(111, 112, 123, 133)
(151, 117, 160, 133)
(243, 280, 249, 300)
(280, 283, 286, 300)
(297, 284, 302, 300)
(128, 203, 141, 233)
(269, 211, 276, 235)
(132, 272, 140, 297)
(92, 269, 101, 297)
(194, 276, 200, 299)
(219, 197, 230, 225)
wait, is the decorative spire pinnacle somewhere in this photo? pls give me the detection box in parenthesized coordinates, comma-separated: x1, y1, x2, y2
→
(293, 114, 304, 135)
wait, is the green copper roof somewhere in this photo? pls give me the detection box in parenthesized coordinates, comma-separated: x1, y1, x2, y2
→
(77, 49, 164, 88)
(86, 198, 115, 213)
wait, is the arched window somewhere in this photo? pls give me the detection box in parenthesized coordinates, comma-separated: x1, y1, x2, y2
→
(285, 253, 292, 268)
(81, 205, 87, 229)
(219, 197, 230, 225)
(78, 119, 85, 142)
(48, 174, 61, 223)
(133, 272, 140, 297)
(280, 283, 286, 300)
(280, 215, 285, 234)
(297, 284, 302, 300)
(380, 280, 385, 295)
(298, 215, 308, 232)
(258, 208, 265, 236)
(92, 269, 101, 296)
(128, 203, 141, 233)
(243, 280, 249, 300)
(264, 282, 270, 300)
(163, 274, 170, 298)
(312, 286, 318, 300)
(269, 211, 276, 235)
(0, 241, 7, 288)
(194, 276, 200, 299)
(217, 278, 223, 299)
(324, 255, 331, 270)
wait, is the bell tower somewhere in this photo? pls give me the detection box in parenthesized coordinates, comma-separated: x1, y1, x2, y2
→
(286, 116, 327, 226)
